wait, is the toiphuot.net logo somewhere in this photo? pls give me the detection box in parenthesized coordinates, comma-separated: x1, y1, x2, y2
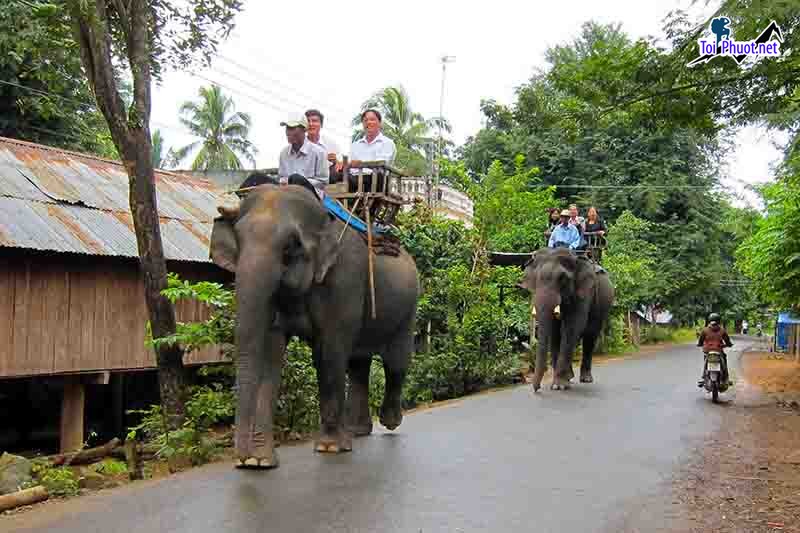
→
(687, 17, 783, 67)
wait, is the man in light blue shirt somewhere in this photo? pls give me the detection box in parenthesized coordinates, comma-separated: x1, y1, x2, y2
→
(278, 114, 329, 197)
(548, 209, 581, 249)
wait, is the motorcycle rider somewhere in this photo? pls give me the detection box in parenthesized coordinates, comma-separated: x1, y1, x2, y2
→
(697, 312, 733, 387)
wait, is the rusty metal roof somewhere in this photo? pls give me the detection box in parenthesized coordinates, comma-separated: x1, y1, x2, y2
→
(0, 137, 237, 262)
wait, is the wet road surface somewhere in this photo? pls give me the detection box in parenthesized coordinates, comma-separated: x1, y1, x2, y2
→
(6, 341, 744, 533)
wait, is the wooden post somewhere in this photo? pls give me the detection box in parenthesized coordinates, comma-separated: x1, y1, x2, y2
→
(365, 203, 377, 320)
(111, 373, 125, 438)
(124, 439, 144, 481)
(60, 378, 85, 453)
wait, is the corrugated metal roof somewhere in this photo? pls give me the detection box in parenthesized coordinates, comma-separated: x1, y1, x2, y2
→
(0, 137, 237, 262)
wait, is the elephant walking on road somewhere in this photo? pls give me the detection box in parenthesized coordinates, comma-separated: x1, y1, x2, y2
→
(210, 185, 419, 468)
(519, 247, 614, 391)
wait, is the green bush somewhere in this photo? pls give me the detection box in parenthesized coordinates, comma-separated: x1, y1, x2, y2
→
(37, 467, 79, 497)
(275, 339, 319, 439)
(90, 459, 128, 476)
(127, 384, 234, 466)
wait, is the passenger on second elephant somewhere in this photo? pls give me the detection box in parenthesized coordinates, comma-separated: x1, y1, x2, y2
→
(544, 208, 561, 239)
(548, 209, 581, 250)
(582, 206, 607, 260)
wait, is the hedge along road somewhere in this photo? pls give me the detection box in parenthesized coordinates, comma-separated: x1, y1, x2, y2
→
(6, 341, 737, 533)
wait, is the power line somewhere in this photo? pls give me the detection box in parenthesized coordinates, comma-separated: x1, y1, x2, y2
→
(199, 67, 352, 139)
(215, 54, 353, 120)
(0, 79, 188, 136)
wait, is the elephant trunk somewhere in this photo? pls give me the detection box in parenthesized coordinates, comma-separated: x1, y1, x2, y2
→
(531, 288, 560, 391)
(234, 252, 282, 460)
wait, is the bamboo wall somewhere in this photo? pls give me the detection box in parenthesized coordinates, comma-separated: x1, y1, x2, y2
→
(0, 252, 228, 378)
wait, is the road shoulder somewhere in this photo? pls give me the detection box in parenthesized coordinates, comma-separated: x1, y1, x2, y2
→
(671, 347, 800, 532)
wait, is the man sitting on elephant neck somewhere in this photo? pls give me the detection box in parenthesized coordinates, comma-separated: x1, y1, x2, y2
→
(278, 114, 329, 199)
(548, 209, 581, 250)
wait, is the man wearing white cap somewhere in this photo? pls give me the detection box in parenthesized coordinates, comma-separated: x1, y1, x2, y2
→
(548, 209, 581, 249)
(278, 113, 329, 196)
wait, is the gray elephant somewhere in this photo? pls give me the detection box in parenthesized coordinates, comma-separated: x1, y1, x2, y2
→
(210, 185, 419, 468)
(519, 247, 614, 391)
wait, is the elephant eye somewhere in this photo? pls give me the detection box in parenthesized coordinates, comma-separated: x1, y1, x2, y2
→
(283, 234, 305, 264)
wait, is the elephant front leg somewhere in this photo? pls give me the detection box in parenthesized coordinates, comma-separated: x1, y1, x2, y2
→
(315, 352, 352, 454)
(236, 333, 285, 469)
(553, 327, 577, 390)
(580, 330, 599, 383)
(346, 356, 374, 437)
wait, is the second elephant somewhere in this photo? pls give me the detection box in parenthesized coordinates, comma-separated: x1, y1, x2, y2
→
(519, 247, 614, 391)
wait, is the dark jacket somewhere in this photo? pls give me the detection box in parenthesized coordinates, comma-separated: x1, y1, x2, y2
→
(697, 324, 733, 352)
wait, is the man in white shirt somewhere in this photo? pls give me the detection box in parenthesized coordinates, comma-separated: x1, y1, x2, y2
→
(278, 114, 329, 198)
(350, 109, 396, 167)
(305, 109, 341, 165)
(348, 109, 396, 194)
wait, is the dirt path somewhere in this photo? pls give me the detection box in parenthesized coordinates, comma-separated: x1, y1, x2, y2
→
(673, 347, 800, 532)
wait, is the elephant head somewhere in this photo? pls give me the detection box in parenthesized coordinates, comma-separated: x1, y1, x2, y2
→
(209, 185, 340, 466)
(520, 248, 596, 390)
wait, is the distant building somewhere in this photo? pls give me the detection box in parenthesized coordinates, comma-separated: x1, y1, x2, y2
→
(397, 177, 474, 228)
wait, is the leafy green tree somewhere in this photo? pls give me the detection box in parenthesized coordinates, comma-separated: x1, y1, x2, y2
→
(471, 156, 556, 252)
(175, 84, 256, 170)
(603, 211, 657, 313)
(151, 129, 176, 169)
(0, 1, 114, 156)
(737, 162, 800, 311)
(60, 0, 244, 425)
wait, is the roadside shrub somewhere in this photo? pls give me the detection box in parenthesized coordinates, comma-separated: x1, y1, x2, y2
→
(90, 459, 128, 476)
(36, 466, 79, 497)
(275, 339, 319, 439)
(127, 384, 234, 467)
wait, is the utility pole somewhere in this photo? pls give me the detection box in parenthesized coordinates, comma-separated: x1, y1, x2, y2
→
(434, 55, 455, 208)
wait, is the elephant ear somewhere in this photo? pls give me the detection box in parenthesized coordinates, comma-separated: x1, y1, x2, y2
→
(209, 205, 240, 273)
(313, 218, 340, 284)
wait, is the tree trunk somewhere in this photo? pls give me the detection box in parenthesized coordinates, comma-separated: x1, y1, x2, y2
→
(0, 486, 49, 512)
(50, 438, 121, 466)
(121, 128, 189, 426)
(66, 0, 187, 426)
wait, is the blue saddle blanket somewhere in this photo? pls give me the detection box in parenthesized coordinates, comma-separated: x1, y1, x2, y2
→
(323, 195, 387, 234)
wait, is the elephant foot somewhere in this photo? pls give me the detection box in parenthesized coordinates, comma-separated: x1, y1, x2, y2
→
(530, 370, 546, 393)
(580, 371, 594, 383)
(315, 431, 353, 454)
(550, 378, 571, 391)
(347, 422, 374, 437)
(379, 405, 403, 431)
(235, 446, 279, 470)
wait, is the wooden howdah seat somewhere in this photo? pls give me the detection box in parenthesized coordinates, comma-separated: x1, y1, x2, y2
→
(232, 158, 410, 229)
(325, 157, 408, 228)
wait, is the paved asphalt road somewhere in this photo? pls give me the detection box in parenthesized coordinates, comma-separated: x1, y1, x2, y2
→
(6, 340, 747, 533)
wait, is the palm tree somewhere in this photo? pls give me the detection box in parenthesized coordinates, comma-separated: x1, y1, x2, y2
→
(352, 85, 451, 172)
(175, 85, 257, 170)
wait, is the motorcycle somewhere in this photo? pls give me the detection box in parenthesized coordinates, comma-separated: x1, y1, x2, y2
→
(702, 351, 729, 403)
(742, 325, 749, 335)
(757, 326, 763, 337)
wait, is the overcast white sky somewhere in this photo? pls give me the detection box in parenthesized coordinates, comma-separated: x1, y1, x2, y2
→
(151, 0, 784, 207)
